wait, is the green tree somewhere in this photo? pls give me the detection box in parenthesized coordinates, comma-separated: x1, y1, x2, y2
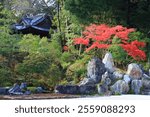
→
(64, 0, 127, 25)
(0, 4, 16, 32)
(52, 0, 82, 51)
(0, 4, 20, 86)
(16, 34, 62, 88)
(64, 0, 150, 32)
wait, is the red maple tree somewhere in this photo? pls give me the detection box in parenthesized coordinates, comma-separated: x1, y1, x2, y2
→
(73, 24, 146, 61)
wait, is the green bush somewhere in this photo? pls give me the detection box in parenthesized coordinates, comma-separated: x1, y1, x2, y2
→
(108, 44, 128, 65)
(16, 34, 63, 89)
(16, 53, 51, 74)
(65, 55, 91, 84)
(143, 62, 150, 71)
(27, 87, 37, 93)
(60, 52, 77, 69)
(0, 68, 13, 86)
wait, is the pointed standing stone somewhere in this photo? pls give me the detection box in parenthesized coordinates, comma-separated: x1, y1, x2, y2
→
(102, 52, 115, 73)
(86, 57, 106, 83)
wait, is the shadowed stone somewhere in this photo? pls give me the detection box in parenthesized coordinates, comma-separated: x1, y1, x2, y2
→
(142, 79, 150, 89)
(0, 87, 9, 95)
(55, 85, 79, 94)
(101, 72, 111, 85)
(79, 85, 97, 94)
(80, 57, 106, 86)
(131, 80, 142, 94)
(98, 84, 109, 95)
(55, 85, 97, 95)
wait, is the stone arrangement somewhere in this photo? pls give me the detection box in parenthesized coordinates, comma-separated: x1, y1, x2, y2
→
(0, 82, 46, 95)
(0, 52, 150, 96)
(8, 83, 31, 95)
(55, 52, 150, 95)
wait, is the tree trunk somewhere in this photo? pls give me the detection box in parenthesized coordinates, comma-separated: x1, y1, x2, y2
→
(57, 0, 61, 33)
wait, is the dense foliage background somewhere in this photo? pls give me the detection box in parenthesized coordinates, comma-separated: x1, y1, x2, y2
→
(0, 0, 149, 91)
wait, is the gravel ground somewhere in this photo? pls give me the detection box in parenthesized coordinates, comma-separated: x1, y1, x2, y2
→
(77, 94, 150, 100)
(0, 93, 80, 100)
(0, 94, 150, 100)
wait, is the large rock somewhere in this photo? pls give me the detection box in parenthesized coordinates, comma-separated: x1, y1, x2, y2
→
(8, 83, 30, 95)
(98, 72, 112, 95)
(8, 83, 23, 95)
(81, 57, 106, 85)
(20, 82, 27, 90)
(142, 79, 150, 89)
(131, 80, 143, 94)
(79, 85, 97, 94)
(123, 75, 131, 84)
(0, 87, 9, 95)
(55, 85, 79, 94)
(102, 52, 115, 73)
(126, 63, 142, 80)
(110, 80, 129, 94)
(79, 78, 95, 86)
(55, 85, 97, 95)
(142, 74, 150, 80)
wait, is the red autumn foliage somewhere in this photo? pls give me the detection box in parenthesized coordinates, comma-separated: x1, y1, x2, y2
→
(121, 44, 146, 60)
(131, 40, 146, 47)
(86, 42, 110, 52)
(73, 24, 146, 61)
(74, 38, 89, 46)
